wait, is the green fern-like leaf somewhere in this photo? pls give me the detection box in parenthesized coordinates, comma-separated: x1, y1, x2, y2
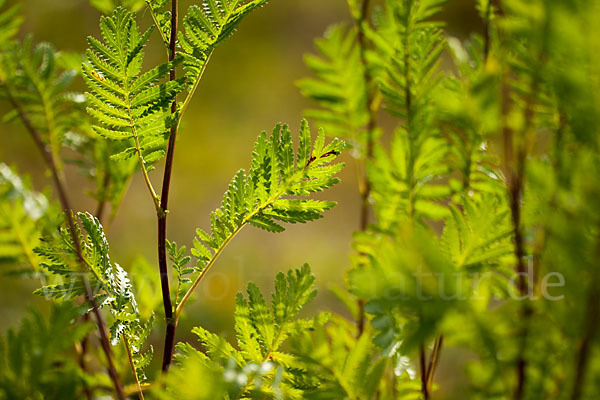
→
(441, 194, 515, 271)
(0, 0, 22, 51)
(0, 164, 56, 274)
(0, 39, 85, 168)
(83, 7, 185, 167)
(166, 239, 194, 305)
(189, 120, 345, 278)
(180, 0, 268, 90)
(0, 304, 93, 400)
(368, 0, 450, 227)
(297, 23, 369, 142)
(34, 211, 153, 380)
(89, 0, 145, 14)
(438, 36, 505, 198)
(289, 314, 392, 400)
(145, 0, 171, 46)
(182, 265, 321, 398)
(369, 131, 450, 226)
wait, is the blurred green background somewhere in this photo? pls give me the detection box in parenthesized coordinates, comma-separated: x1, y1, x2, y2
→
(0, 0, 480, 390)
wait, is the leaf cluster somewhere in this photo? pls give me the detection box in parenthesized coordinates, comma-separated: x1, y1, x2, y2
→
(83, 7, 185, 166)
(170, 265, 322, 399)
(297, 23, 369, 144)
(0, 304, 92, 400)
(187, 121, 344, 293)
(34, 212, 153, 380)
(179, 0, 268, 90)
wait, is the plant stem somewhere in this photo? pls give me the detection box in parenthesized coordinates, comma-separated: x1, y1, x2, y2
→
(502, 70, 534, 400)
(123, 333, 145, 400)
(176, 51, 212, 130)
(159, 0, 179, 373)
(94, 171, 111, 224)
(354, 0, 378, 338)
(571, 287, 599, 400)
(145, 0, 170, 51)
(130, 130, 161, 212)
(420, 344, 430, 400)
(483, 0, 492, 62)
(175, 223, 244, 320)
(77, 185, 113, 400)
(426, 335, 444, 392)
(75, 323, 93, 400)
(175, 157, 322, 320)
(5, 89, 125, 400)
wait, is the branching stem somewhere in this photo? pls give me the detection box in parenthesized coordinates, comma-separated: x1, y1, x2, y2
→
(4, 88, 125, 400)
(571, 284, 599, 400)
(420, 344, 430, 400)
(159, 0, 179, 373)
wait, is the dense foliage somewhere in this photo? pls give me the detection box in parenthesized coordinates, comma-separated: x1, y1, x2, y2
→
(1, 0, 599, 399)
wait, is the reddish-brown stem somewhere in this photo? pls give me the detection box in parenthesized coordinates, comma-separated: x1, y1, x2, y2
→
(571, 287, 599, 400)
(159, 0, 179, 372)
(502, 72, 533, 400)
(420, 344, 430, 400)
(426, 335, 444, 393)
(6, 90, 125, 399)
(77, 171, 112, 400)
(76, 318, 93, 400)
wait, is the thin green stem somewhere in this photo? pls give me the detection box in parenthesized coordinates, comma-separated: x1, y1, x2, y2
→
(426, 335, 444, 391)
(94, 170, 111, 224)
(175, 165, 314, 320)
(175, 222, 244, 320)
(131, 130, 162, 212)
(123, 334, 145, 400)
(177, 51, 213, 129)
(124, 94, 161, 213)
(145, 0, 170, 52)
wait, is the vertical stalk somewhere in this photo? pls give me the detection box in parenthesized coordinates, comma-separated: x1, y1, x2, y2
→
(503, 72, 535, 400)
(426, 335, 444, 391)
(354, 0, 379, 337)
(94, 172, 110, 224)
(6, 90, 125, 400)
(77, 181, 113, 400)
(571, 286, 599, 400)
(123, 334, 145, 400)
(159, 0, 179, 372)
(483, 0, 492, 62)
(76, 323, 93, 400)
(420, 344, 430, 400)
(571, 233, 600, 400)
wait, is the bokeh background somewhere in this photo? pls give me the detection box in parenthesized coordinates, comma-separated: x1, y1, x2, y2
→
(0, 0, 481, 393)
